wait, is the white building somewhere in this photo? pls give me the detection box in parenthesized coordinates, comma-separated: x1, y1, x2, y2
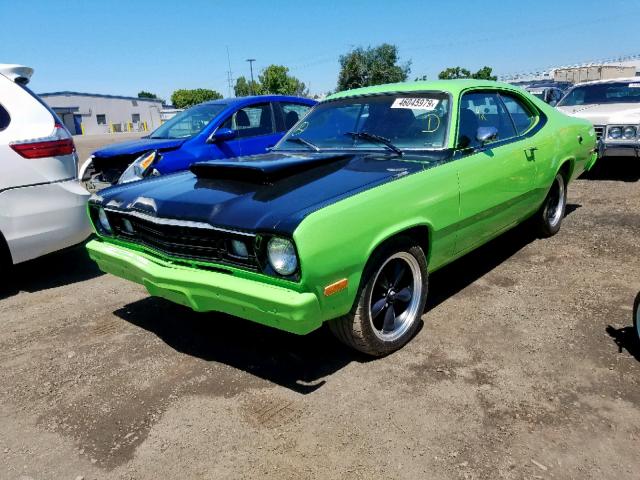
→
(500, 54, 640, 84)
(39, 91, 164, 135)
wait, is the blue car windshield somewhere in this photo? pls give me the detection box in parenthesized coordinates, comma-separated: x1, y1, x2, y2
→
(274, 93, 450, 152)
(150, 103, 227, 139)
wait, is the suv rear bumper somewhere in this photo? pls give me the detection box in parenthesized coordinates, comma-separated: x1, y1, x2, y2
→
(0, 179, 91, 263)
(86, 239, 324, 335)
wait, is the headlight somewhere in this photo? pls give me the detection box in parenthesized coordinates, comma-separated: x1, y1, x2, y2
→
(97, 207, 112, 234)
(609, 127, 622, 139)
(623, 126, 636, 139)
(118, 151, 158, 184)
(267, 237, 298, 276)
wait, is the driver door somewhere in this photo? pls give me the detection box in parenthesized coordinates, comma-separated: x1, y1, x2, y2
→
(215, 102, 278, 158)
(454, 90, 537, 254)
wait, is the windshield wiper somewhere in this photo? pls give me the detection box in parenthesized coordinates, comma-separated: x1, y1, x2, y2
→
(285, 136, 320, 152)
(345, 131, 403, 156)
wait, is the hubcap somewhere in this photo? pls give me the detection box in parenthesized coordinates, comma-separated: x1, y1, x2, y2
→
(547, 176, 565, 227)
(368, 252, 422, 342)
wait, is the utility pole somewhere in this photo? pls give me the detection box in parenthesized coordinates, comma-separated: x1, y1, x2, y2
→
(246, 58, 256, 95)
(226, 46, 233, 98)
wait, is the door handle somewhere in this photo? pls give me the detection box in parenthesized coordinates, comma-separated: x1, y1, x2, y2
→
(525, 146, 537, 161)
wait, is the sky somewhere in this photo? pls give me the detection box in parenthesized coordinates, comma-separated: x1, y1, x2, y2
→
(2, 0, 639, 101)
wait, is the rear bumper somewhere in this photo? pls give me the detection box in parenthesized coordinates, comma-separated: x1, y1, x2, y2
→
(86, 239, 324, 335)
(0, 179, 91, 264)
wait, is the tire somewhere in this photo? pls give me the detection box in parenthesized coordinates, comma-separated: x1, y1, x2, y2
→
(328, 237, 428, 356)
(535, 172, 567, 237)
(0, 234, 12, 291)
(633, 292, 640, 344)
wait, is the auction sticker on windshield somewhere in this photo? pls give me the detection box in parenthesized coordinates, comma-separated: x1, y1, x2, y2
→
(391, 98, 439, 110)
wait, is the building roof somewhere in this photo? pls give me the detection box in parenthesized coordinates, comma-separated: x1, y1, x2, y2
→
(38, 91, 163, 103)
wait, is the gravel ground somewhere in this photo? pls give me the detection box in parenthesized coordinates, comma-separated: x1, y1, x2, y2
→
(0, 158, 638, 480)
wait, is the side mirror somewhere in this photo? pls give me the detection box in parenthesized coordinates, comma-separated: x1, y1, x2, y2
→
(208, 127, 237, 143)
(476, 126, 498, 145)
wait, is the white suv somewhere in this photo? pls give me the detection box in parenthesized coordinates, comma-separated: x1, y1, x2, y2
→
(0, 64, 90, 267)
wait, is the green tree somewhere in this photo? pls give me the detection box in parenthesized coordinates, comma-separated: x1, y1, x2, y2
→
(170, 88, 223, 108)
(259, 65, 307, 96)
(472, 66, 497, 81)
(438, 66, 498, 81)
(337, 44, 411, 92)
(438, 67, 472, 80)
(234, 76, 263, 97)
(137, 90, 158, 99)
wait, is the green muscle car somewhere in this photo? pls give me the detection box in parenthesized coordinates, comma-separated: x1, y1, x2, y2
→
(86, 80, 597, 356)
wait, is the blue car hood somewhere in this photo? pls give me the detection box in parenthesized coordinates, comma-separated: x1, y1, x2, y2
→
(93, 137, 186, 159)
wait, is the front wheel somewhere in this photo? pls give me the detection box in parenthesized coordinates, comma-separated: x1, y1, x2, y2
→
(535, 172, 567, 237)
(328, 238, 428, 356)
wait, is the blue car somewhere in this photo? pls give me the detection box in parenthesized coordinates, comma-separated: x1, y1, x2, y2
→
(79, 95, 316, 189)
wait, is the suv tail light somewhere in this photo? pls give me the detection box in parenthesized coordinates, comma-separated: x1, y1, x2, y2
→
(10, 123, 75, 159)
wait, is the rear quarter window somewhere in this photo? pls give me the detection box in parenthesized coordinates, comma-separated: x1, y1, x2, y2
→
(0, 104, 9, 131)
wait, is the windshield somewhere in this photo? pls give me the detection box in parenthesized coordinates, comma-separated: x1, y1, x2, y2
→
(558, 81, 640, 107)
(274, 93, 450, 152)
(150, 103, 226, 139)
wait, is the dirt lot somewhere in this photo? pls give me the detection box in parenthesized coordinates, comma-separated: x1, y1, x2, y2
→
(0, 155, 638, 479)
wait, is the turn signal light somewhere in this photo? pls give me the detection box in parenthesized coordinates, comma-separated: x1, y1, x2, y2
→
(324, 278, 348, 296)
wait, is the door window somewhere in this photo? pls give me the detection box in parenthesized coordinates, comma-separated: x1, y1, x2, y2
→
(458, 92, 516, 148)
(280, 102, 312, 131)
(221, 103, 274, 138)
(500, 94, 536, 135)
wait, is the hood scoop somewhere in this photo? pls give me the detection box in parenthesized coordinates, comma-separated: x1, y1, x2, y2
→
(190, 153, 348, 183)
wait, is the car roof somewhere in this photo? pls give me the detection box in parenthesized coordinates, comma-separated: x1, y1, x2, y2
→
(326, 79, 523, 101)
(572, 77, 640, 87)
(202, 94, 316, 107)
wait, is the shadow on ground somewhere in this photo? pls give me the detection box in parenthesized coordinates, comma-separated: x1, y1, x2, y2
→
(427, 205, 580, 310)
(0, 242, 102, 300)
(606, 325, 640, 362)
(581, 158, 640, 182)
(115, 297, 372, 394)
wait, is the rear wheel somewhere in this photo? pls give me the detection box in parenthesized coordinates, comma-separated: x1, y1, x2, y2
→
(535, 172, 567, 237)
(329, 238, 428, 356)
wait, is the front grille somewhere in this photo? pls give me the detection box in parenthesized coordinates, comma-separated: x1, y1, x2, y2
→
(104, 210, 258, 269)
(594, 125, 605, 140)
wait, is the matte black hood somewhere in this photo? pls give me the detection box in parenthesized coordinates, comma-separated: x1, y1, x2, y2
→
(97, 151, 448, 234)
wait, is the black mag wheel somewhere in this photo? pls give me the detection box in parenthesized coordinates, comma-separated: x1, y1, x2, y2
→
(328, 238, 428, 356)
(369, 252, 423, 342)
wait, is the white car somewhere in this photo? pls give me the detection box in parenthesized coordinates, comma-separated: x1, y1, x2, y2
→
(557, 77, 640, 158)
(0, 64, 90, 268)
